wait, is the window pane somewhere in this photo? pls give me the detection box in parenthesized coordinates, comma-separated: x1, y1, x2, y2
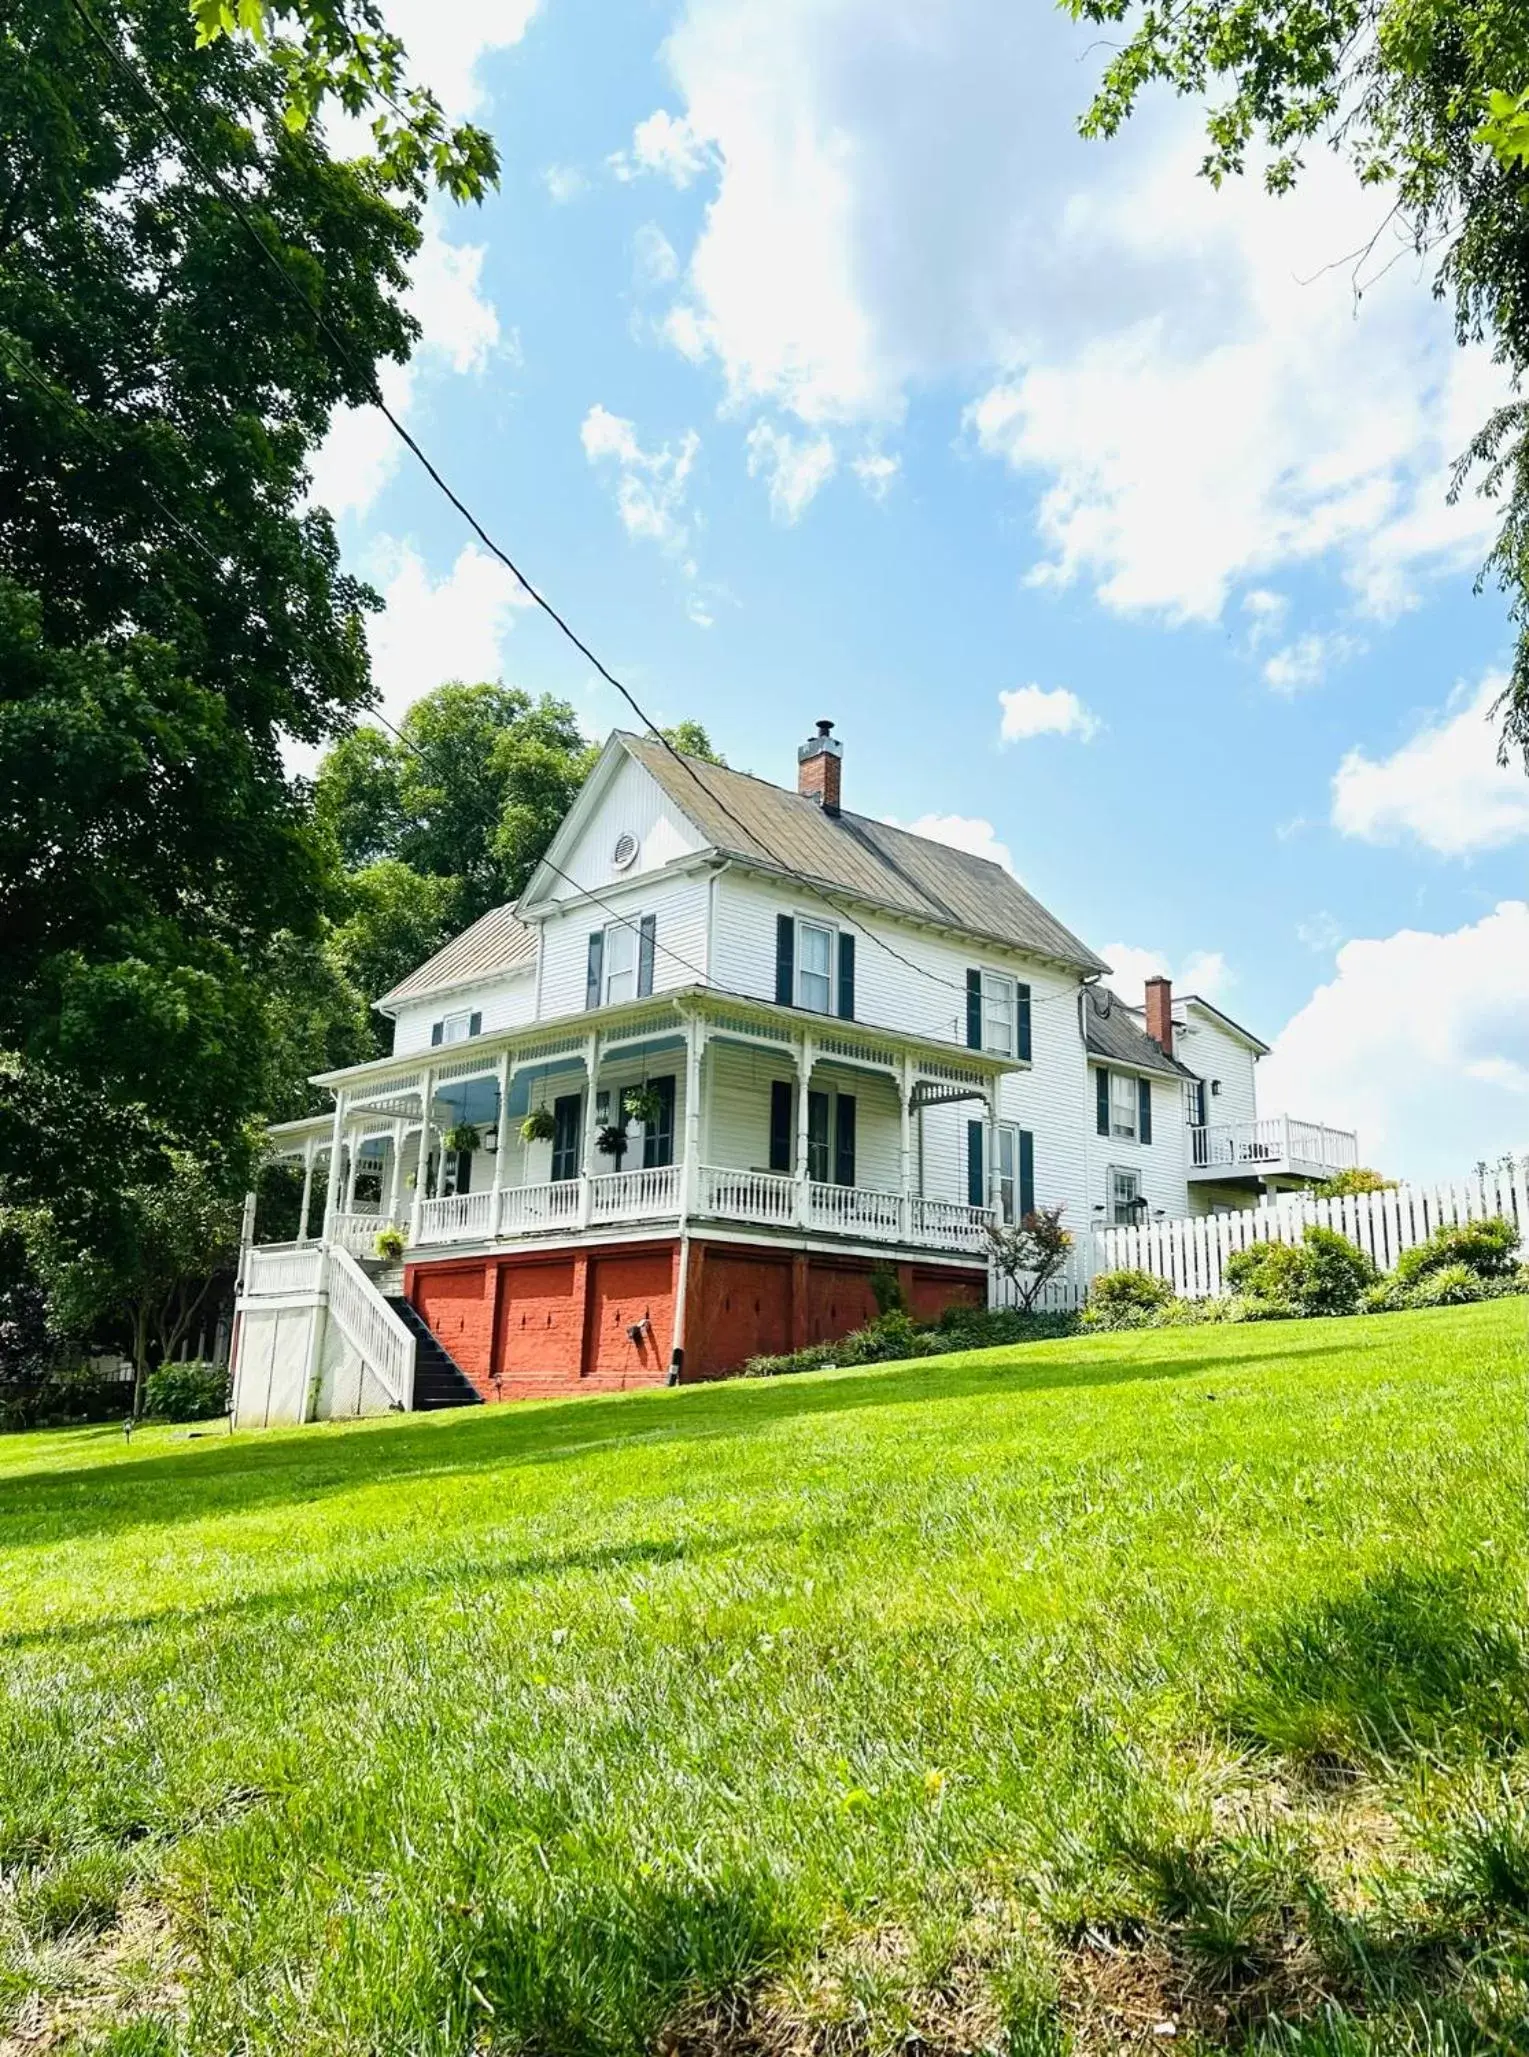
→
(1110, 1071, 1136, 1138)
(441, 1012, 471, 1045)
(981, 974, 1013, 1056)
(798, 922, 833, 1013)
(997, 1126, 1017, 1224)
(604, 922, 637, 1004)
(1111, 1169, 1139, 1224)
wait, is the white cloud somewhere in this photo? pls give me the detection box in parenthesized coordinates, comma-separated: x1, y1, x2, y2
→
(633, 223, 681, 289)
(308, 210, 504, 521)
(648, 0, 1496, 615)
(745, 422, 836, 523)
(1296, 912, 1344, 954)
(852, 451, 900, 501)
(580, 404, 701, 558)
(365, 539, 531, 726)
(610, 109, 712, 188)
(1262, 631, 1359, 695)
(892, 813, 1015, 873)
(1099, 943, 1234, 1009)
(997, 684, 1100, 744)
(321, 0, 538, 148)
(1260, 903, 1529, 1177)
(1331, 673, 1529, 856)
(543, 164, 588, 204)
(1242, 588, 1287, 640)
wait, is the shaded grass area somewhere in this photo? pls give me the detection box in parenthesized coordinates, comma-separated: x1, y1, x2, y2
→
(0, 1302, 1524, 2053)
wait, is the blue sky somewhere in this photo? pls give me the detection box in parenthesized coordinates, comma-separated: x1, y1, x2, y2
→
(309, 0, 1529, 1182)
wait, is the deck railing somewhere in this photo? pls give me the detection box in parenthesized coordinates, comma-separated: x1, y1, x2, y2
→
(325, 1247, 415, 1409)
(1189, 1115, 1358, 1175)
(242, 1244, 324, 1298)
(498, 1179, 581, 1236)
(808, 1181, 904, 1242)
(590, 1163, 681, 1223)
(696, 1165, 796, 1226)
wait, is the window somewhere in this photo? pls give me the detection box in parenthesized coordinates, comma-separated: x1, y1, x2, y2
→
(603, 921, 637, 1006)
(430, 1008, 481, 1047)
(1110, 1070, 1138, 1140)
(806, 1089, 831, 1182)
(982, 973, 1016, 1057)
(996, 1125, 1018, 1223)
(550, 1095, 582, 1182)
(1185, 1079, 1207, 1128)
(1110, 1168, 1141, 1224)
(797, 921, 833, 1014)
(966, 969, 1031, 1059)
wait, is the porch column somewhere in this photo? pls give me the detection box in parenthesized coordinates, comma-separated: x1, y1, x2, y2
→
(578, 1030, 601, 1228)
(297, 1142, 316, 1243)
(681, 1015, 703, 1217)
(409, 1070, 435, 1248)
(342, 1124, 361, 1213)
(899, 1056, 914, 1243)
(386, 1121, 404, 1224)
(986, 1081, 1002, 1217)
(320, 1089, 347, 1239)
(794, 1032, 814, 1226)
(491, 1047, 512, 1233)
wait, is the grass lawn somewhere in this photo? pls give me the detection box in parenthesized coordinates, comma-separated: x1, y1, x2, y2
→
(0, 1302, 1525, 2055)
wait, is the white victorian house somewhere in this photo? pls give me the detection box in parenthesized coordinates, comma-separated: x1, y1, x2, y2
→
(231, 722, 1356, 1424)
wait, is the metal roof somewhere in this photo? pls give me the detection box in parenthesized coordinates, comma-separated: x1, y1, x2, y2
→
(622, 733, 1109, 976)
(1083, 987, 1198, 1081)
(1180, 992, 1271, 1057)
(378, 903, 537, 1010)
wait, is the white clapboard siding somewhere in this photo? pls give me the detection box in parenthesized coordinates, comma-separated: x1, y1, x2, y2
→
(1086, 1156, 1529, 1297)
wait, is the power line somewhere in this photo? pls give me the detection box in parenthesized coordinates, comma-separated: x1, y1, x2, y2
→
(62, 0, 1094, 1017)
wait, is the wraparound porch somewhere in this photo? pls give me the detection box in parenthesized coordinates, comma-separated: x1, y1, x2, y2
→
(265, 987, 1015, 1264)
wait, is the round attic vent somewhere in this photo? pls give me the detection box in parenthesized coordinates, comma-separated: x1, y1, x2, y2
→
(611, 832, 639, 871)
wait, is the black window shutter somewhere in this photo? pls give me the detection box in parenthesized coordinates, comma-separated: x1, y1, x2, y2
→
(768, 1081, 793, 1172)
(775, 914, 795, 1006)
(637, 914, 656, 998)
(551, 1095, 582, 1182)
(1016, 983, 1032, 1061)
(834, 1093, 856, 1188)
(1094, 1067, 1108, 1136)
(966, 969, 982, 1049)
(585, 931, 604, 1009)
(430, 1020, 444, 1047)
(1138, 1077, 1153, 1145)
(837, 932, 855, 1020)
(642, 1075, 676, 1169)
(967, 1121, 984, 1207)
(468, 1010, 482, 1037)
(1019, 1129, 1035, 1221)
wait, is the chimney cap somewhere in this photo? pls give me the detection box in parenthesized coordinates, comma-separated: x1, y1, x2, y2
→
(815, 718, 834, 737)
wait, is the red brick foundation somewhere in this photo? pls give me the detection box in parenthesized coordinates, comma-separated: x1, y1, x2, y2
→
(403, 1241, 986, 1401)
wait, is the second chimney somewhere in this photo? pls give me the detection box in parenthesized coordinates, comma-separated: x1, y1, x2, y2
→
(1144, 975, 1173, 1056)
(797, 718, 842, 815)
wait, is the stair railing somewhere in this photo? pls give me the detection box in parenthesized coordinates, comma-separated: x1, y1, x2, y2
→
(325, 1246, 416, 1410)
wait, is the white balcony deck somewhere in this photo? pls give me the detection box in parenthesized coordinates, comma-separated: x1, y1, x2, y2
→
(1188, 1115, 1358, 1184)
(328, 1164, 993, 1260)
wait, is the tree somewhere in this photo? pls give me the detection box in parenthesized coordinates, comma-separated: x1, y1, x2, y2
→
(28, 1144, 248, 1415)
(1, 0, 426, 1181)
(1314, 1167, 1397, 1197)
(660, 721, 726, 765)
(986, 1205, 1075, 1313)
(325, 860, 461, 1053)
(313, 684, 598, 927)
(1064, 0, 1529, 763)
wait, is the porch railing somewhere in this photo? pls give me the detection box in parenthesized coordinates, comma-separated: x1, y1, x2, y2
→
(590, 1163, 681, 1223)
(243, 1244, 325, 1298)
(325, 1247, 415, 1409)
(348, 1165, 993, 1256)
(696, 1165, 796, 1226)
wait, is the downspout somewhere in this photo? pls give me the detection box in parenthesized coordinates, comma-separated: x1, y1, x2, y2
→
(668, 1232, 691, 1386)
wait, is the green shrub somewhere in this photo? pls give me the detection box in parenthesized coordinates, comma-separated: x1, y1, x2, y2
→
(868, 1264, 905, 1316)
(935, 1304, 1080, 1348)
(1393, 1216, 1520, 1289)
(142, 1359, 229, 1422)
(1406, 1262, 1486, 1309)
(1084, 1268, 1174, 1329)
(1360, 1278, 1406, 1314)
(1224, 1226, 1375, 1318)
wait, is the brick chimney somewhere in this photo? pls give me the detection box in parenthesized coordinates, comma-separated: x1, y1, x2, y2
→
(1144, 974, 1173, 1056)
(797, 719, 842, 815)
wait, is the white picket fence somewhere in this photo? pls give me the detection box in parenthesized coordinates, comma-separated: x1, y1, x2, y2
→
(1086, 1156, 1529, 1301)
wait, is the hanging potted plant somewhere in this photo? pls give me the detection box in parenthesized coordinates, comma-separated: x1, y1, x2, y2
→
(442, 1121, 480, 1156)
(623, 1082, 664, 1126)
(520, 1105, 556, 1145)
(595, 1122, 628, 1159)
(374, 1225, 405, 1261)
